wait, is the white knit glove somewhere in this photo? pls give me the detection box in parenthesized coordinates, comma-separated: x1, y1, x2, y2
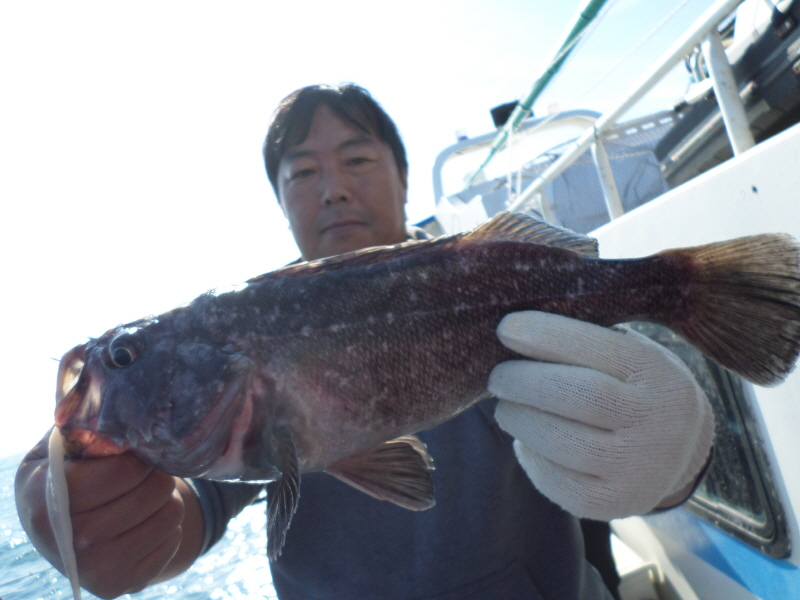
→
(490, 311, 714, 520)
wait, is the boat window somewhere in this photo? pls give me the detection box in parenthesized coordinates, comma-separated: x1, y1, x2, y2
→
(627, 322, 789, 558)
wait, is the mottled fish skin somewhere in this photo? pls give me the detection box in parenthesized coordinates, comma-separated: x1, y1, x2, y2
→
(231, 238, 672, 473)
(52, 212, 800, 558)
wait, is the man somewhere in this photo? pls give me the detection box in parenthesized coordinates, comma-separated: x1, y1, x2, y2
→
(16, 83, 714, 599)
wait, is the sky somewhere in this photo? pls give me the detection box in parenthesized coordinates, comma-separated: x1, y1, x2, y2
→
(0, 0, 721, 457)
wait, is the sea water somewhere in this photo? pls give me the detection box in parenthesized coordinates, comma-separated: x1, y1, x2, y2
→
(0, 452, 277, 599)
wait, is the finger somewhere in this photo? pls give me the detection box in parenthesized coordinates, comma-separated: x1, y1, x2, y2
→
(496, 311, 664, 380)
(65, 452, 154, 513)
(495, 401, 618, 477)
(82, 527, 183, 600)
(127, 527, 183, 594)
(77, 488, 184, 589)
(107, 487, 184, 564)
(488, 360, 640, 429)
(72, 469, 178, 547)
(511, 442, 651, 520)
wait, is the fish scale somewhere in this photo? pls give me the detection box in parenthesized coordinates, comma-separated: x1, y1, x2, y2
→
(50, 211, 800, 562)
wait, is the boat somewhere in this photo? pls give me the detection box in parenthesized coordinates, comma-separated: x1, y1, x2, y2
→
(423, 0, 800, 598)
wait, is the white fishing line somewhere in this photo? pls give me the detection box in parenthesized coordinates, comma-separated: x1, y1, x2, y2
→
(46, 427, 82, 600)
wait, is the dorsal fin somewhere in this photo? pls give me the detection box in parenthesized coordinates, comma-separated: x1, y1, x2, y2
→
(248, 235, 463, 283)
(247, 212, 597, 286)
(464, 211, 598, 257)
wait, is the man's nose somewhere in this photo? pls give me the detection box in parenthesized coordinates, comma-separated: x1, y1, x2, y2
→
(321, 165, 350, 206)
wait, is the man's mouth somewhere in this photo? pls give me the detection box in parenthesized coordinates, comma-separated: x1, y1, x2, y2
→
(320, 219, 368, 235)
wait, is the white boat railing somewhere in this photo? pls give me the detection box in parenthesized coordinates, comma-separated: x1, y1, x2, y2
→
(507, 0, 750, 222)
(431, 109, 601, 204)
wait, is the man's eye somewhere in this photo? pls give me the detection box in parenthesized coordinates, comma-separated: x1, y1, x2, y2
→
(291, 168, 314, 180)
(348, 157, 370, 166)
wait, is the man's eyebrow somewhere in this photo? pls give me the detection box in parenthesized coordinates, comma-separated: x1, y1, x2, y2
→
(282, 148, 313, 163)
(336, 136, 378, 151)
(283, 136, 378, 163)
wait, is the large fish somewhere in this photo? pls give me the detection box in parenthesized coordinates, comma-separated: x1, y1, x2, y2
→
(53, 211, 800, 560)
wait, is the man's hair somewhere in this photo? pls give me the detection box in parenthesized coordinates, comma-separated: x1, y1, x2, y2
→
(263, 83, 408, 198)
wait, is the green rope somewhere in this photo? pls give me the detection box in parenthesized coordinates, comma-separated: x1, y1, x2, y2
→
(464, 0, 609, 189)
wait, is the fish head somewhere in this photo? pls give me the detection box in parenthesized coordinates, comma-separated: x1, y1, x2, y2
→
(55, 316, 255, 478)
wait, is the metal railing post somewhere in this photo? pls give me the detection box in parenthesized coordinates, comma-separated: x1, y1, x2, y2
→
(538, 190, 559, 224)
(701, 30, 755, 155)
(591, 136, 624, 219)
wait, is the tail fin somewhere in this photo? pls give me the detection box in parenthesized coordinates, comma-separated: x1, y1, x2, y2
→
(666, 234, 800, 386)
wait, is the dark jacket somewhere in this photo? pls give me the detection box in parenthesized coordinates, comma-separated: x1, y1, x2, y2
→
(190, 399, 612, 600)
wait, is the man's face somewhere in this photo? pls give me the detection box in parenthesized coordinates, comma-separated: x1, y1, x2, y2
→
(277, 105, 408, 261)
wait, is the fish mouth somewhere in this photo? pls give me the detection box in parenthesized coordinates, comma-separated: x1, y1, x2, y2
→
(54, 344, 123, 458)
(61, 427, 129, 458)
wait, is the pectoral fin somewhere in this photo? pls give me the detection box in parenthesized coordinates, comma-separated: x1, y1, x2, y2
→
(325, 435, 436, 511)
(267, 425, 300, 560)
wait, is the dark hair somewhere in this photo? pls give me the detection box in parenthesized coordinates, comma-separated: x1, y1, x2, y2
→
(263, 83, 408, 198)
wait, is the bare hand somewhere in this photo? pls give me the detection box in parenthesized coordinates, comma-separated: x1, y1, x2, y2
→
(15, 429, 201, 598)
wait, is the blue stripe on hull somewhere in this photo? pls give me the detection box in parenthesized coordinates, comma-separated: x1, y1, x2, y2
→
(642, 509, 800, 599)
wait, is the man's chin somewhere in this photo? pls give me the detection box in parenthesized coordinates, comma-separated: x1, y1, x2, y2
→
(317, 226, 376, 258)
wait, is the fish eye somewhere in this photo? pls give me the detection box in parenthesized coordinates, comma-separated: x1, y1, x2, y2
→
(105, 331, 144, 368)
